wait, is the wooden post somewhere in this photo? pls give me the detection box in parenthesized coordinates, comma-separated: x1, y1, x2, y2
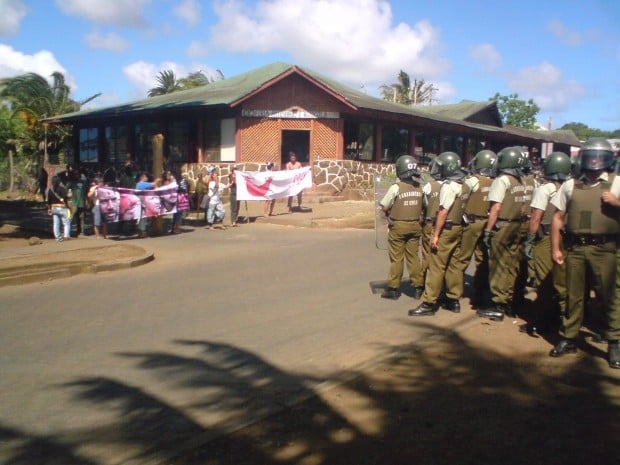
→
(151, 134, 165, 235)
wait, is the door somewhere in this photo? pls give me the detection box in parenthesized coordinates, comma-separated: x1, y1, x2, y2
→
(281, 130, 310, 167)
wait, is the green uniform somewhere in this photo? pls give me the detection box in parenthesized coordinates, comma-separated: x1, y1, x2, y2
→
(421, 180, 471, 304)
(381, 181, 425, 289)
(552, 174, 620, 340)
(488, 174, 529, 306)
(451, 173, 491, 301)
(421, 179, 441, 281)
(530, 181, 567, 319)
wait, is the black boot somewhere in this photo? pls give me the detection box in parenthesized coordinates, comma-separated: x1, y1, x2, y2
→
(443, 298, 461, 313)
(381, 287, 401, 300)
(608, 340, 620, 369)
(476, 303, 507, 322)
(411, 286, 424, 300)
(408, 302, 438, 316)
(549, 338, 578, 357)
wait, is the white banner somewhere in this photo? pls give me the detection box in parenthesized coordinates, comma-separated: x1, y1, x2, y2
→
(236, 167, 313, 201)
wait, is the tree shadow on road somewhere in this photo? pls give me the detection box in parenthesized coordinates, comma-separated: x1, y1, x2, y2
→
(2, 323, 619, 465)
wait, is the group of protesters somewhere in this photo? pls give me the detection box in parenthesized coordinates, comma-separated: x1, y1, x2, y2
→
(379, 138, 620, 369)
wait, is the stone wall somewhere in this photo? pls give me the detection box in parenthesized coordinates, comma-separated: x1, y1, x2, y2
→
(181, 160, 395, 195)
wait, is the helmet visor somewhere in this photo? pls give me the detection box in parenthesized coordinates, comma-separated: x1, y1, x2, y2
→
(579, 150, 613, 171)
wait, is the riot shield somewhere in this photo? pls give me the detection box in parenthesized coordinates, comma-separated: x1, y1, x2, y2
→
(374, 173, 396, 250)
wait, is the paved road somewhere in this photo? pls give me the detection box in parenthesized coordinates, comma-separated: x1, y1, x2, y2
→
(0, 223, 476, 464)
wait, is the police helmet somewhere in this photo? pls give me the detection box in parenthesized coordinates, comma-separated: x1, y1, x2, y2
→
(430, 151, 462, 179)
(578, 137, 614, 172)
(395, 154, 419, 180)
(543, 151, 571, 182)
(469, 150, 497, 177)
(495, 146, 524, 177)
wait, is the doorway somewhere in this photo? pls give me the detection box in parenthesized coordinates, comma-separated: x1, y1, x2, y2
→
(281, 130, 310, 167)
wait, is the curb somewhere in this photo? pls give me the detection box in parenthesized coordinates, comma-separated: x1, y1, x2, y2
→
(0, 248, 154, 288)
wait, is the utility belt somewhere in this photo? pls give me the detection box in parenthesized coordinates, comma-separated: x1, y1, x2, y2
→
(442, 220, 459, 231)
(565, 233, 619, 247)
(389, 216, 422, 223)
(427, 219, 460, 230)
(495, 216, 528, 229)
(464, 213, 487, 224)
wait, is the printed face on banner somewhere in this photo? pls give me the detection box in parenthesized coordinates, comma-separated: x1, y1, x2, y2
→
(119, 190, 141, 221)
(99, 188, 120, 223)
(141, 192, 161, 217)
(159, 188, 178, 214)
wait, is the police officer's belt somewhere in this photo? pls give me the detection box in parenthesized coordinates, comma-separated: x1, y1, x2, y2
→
(466, 214, 487, 223)
(389, 217, 421, 222)
(566, 233, 618, 246)
(498, 217, 528, 223)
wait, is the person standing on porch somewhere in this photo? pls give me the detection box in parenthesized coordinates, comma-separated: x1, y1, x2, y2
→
(286, 151, 303, 212)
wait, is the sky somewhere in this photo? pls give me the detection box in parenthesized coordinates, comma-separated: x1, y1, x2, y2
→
(1, 0, 619, 131)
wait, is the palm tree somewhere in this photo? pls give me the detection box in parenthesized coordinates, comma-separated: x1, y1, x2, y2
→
(0, 71, 101, 164)
(148, 70, 182, 97)
(380, 70, 437, 106)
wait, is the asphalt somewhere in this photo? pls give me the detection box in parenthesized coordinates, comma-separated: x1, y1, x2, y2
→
(0, 198, 376, 287)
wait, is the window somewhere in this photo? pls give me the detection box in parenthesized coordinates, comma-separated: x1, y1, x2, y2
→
(134, 123, 162, 173)
(381, 126, 409, 163)
(168, 120, 190, 164)
(79, 127, 98, 163)
(203, 119, 221, 162)
(344, 120, 374, 161)
(414, 132, 440, 165)
(105, 125, 128, 168)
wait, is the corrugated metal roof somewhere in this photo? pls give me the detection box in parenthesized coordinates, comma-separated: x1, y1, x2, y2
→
(414, 100, 497, 121)
(45, 62, 580, 147)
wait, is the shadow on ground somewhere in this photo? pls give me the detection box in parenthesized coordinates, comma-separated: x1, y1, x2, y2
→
(2, 320, 619, 465)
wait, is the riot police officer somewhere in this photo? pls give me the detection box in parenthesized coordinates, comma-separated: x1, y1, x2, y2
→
(521, 151, 571, 335)
(549, 137, 620, 368)
(477, 146, 529, 321)
(451, 149, 496, 308)
(409, 151, 475, 316)
(420, 158, 443, 289)
(379, 155, 425, 300)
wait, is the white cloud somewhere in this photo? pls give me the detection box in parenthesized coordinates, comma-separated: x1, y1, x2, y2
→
(85, 30, 130, 52)
(187, 40, 209, 58)
(469, 43, 502, 74)
(548, 20, 582, 46)
(0, 0, 27, 37)
(0, 44, 77, 90)
(55, 0, 150, 27)
(507, 62, 586, 113)
(174, 0, 201, 27)
(123, 60, 217, 97)
(210, 0, 449, 87)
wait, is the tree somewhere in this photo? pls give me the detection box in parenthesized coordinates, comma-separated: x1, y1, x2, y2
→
(490, 93, 540, 129)
(0, 71, 100, 165)
(559, 122, 610, 140)
(149, 69, 225, 96)
(178, 69, 224, 90)
(380, 70, 437, 106)
(148, 70, 182, 97)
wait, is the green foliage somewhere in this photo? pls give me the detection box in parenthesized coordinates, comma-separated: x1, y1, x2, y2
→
(380, 70, 437, 106)
(0, 71, 99, 163)
(149, 69, 225, 97)
(148, 70, 182, 97)
(490, 93, 540, 129)
(558, 122, 618, 140)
